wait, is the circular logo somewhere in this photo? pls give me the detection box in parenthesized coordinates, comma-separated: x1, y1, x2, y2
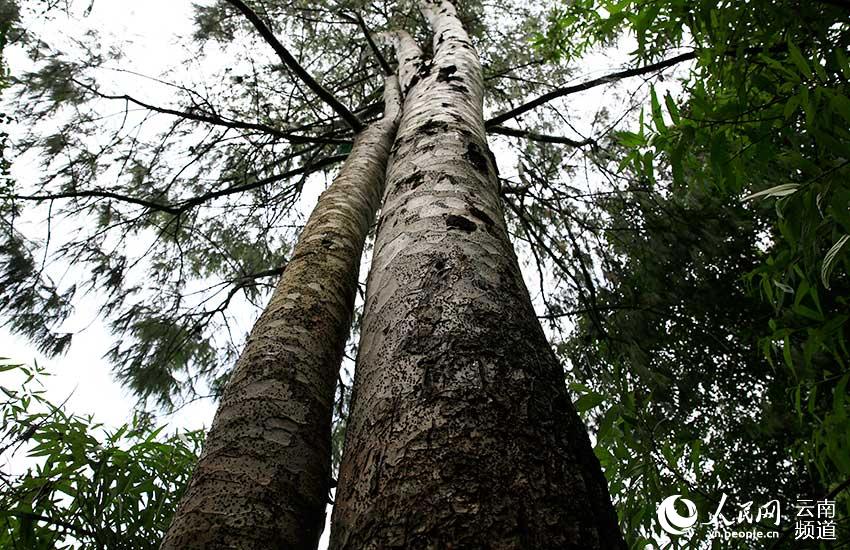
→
(657, 495, 698, 535)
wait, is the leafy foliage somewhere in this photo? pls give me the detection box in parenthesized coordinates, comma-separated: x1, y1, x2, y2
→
(0, 357, 202, 549)
(561, 180, 825, 546)
(535, 0, 850, 545)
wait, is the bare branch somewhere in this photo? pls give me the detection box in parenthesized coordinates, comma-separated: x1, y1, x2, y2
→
(224, 0, 365, 132)
(488, 125, 594, 147)
(486, 51, 696, 127)
(10, 153, 348, 214)
(73, 79, 351, 145)
(353, 11, 393, 76)
(177, 152, 347, 211)
(12, 189, 180, 214)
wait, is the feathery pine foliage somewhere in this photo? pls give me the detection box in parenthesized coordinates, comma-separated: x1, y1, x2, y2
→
(0, 0, 568, 408)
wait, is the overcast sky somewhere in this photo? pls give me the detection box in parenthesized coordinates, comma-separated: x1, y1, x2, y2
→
(2, 0, 221, 431)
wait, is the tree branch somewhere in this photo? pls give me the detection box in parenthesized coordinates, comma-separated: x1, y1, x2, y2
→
(12, 189, 181, 214)
(10, 153, 348, 214)
(224, 0, 364, 132)
(235, 265, 287, 282)
(488, 125, 594, 146)
(504, 197, 610, 339)
(176, 152, 348, 211)
(73, 79, 351, 145)
(486, 51, 696, 127)
(353, 12, 392, 76)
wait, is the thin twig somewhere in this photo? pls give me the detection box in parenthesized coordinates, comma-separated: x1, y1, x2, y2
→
(225, 0, 364, 131)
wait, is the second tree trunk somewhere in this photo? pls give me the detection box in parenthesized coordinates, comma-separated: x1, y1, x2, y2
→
(162, 78, 401, 550)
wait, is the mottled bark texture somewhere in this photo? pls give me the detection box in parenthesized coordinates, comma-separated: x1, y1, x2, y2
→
(161, 78, 402, 550)
(329, 2, 626, 548)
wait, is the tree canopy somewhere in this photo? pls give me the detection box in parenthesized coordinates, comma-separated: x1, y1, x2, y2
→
(1, 0, 571, 406)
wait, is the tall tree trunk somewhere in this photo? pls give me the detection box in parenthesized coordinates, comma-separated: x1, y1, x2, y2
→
(330, 2, 625, 548)
(161, 77, 401, 550)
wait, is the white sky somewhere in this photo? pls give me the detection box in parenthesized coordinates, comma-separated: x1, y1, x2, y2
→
(2, 0, 220, 429)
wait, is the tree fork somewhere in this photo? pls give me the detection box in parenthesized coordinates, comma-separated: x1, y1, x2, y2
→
(330, 1, 626, 547)
(160, 77, 402, 550)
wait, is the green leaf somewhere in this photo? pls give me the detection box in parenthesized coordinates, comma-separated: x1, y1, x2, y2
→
(808, 385, 819, 415)
(813, 58, 828, 82)
(793, 303, 824, 322)
(574, 392, 607, 412)
(836, 48, 850, 80)
(784, 93, 801, 119)
(690, 440, 702, 471)
(784, 336, 796, 374)
(788, 39, 813, 79)
(821, 235, 850, 289)
(649, 86, 666, 133)
(617, 131, 645, 147)
(664, 92, 680, 125)
(742, 183, 800, 201)
(830, 93, 850, 125)
(834, 374, 849, 419)
(710, 133, 729, 186)
(774, 280, 794, 294)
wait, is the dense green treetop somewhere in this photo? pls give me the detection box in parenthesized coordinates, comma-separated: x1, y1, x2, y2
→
(531, 0, 850, 545)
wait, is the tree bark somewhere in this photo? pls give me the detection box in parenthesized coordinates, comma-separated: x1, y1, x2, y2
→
(161, 77, 402, 550)
(329, 1, 626, 548)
